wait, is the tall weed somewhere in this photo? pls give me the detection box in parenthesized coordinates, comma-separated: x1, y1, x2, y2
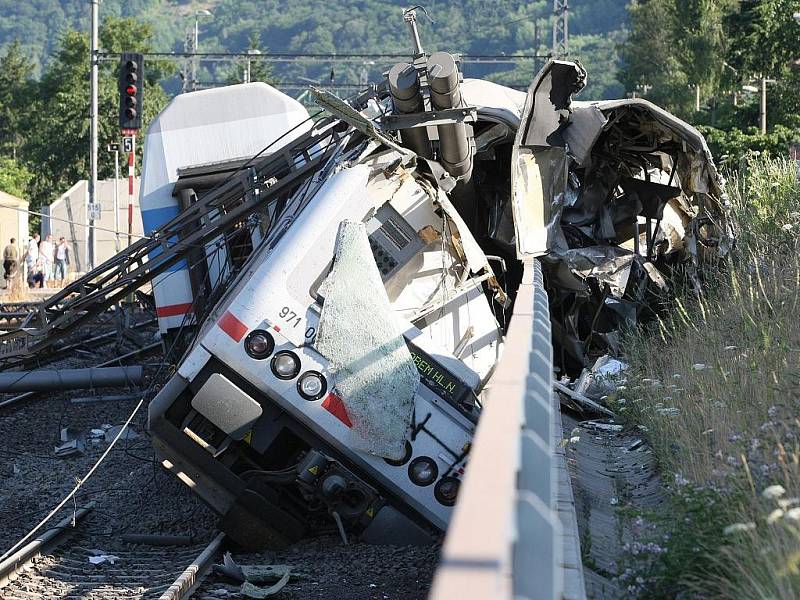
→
(619, 156, 800, 598)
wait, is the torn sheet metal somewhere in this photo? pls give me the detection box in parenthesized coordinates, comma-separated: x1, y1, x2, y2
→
(241, 574, 291, 599)
(563, 247, 635, 298)
(315, 221, 419, 460)
(563, 105, 608, 167)
(311, 87, 414, 161)
(513, 59, 732, 373)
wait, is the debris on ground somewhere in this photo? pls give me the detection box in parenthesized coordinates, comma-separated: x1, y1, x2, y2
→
(574, 355, 628, 399)
(54, 427, 85, 457)
(215, 551, 246, 583)
(104, 424, 139, 442)
(214, 553, 295, 598)
(580, 419, 624, 432)
(88, 553, 120, 565)
(554, 381, 616, 417)
(241, 573, 291, 599)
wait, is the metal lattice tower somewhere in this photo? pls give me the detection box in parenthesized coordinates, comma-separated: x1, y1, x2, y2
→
(552, 0, 569, 57)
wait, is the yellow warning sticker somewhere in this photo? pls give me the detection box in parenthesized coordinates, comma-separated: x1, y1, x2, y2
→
(307, 465, 320, 475)
(366, 507, 375, 518)
(243, 431, 253, 445)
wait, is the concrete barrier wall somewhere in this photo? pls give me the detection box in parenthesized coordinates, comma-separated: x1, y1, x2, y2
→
(430, 257, 585, 600)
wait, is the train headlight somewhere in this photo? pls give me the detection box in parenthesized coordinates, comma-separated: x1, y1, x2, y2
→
(434, 476, 460, 506)
(408, 456, 438, 486)
(271, 351, 301, 380)
(297, 371, 327, 400)
(244, 330, 274, 359)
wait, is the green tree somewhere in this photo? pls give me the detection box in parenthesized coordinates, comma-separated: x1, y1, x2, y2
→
(673, 0, 737, 107)
(619, 0, 692, 114)
(0, 157, 33, 198)
(725, 0, 800, 132)
(20, 17, 171, 209)
(0, 41, 36, 157)
(223, 31, 278, 86)
(727, 0, 800, 79)
(245, 32, 277, 85)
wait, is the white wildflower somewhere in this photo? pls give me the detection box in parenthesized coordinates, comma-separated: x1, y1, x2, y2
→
(786, 508, 800, 521)
(767, 508, 785, 524)
(570, 436, 581, 444)
(762, 485, 786, 500)
(672, 373, 682, 379)
(692, 363, 710, 371)
(656, 407, 680, 417)
(782, 223, 793, 231)
(778, 497, 800, 509)
(723, 522, 756, 535)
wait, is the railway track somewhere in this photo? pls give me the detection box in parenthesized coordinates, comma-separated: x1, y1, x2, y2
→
(0, 510, 224, 600)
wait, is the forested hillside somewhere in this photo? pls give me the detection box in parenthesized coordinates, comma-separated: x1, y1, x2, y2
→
(0, 0, 628, 98)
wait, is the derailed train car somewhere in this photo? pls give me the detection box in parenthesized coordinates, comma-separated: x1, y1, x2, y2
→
(146, 39, 730, 546)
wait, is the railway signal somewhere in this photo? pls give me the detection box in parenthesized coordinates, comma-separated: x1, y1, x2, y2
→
(118, 52, 144, 131)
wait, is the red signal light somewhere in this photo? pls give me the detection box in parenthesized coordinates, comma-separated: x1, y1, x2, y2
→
(126, 85, 137, 96)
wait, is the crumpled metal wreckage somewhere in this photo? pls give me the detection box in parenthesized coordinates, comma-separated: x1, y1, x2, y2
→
(138, 44, 731, 547)
(509, 61, 732, 374)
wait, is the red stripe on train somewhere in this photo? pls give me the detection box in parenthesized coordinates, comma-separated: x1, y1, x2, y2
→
(321, 393, 353, 428)
(156, 303, 193, 318)
(218, 310, 248, 342)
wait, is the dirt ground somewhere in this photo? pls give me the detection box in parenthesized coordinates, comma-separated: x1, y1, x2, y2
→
(0, 314, 439, 599)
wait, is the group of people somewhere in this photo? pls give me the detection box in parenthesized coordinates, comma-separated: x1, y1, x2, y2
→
(2, 233, 71, 291)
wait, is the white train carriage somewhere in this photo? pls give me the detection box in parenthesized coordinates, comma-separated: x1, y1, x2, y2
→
(147, 53, 528, 547)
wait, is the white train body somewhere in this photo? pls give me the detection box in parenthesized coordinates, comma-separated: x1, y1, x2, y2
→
(147, 72, 526, 546)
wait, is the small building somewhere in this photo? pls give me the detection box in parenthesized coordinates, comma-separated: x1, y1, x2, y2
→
(0, 190, 30, 259)
(44, 178, 144, 273)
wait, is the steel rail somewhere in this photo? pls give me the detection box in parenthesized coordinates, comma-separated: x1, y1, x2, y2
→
(0, 504, 94, 588)
(158, 532, 225, 600)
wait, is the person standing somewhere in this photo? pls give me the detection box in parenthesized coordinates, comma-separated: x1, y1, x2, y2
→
(25, 233, 39, 284)
(39, 234, 54, 288)
(3, 238, 18, 291)
(27, 256, 44, 288)
(55, 237, 70, 287)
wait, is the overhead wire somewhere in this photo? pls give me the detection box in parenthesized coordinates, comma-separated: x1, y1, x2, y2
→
(0, 204, 151, 240)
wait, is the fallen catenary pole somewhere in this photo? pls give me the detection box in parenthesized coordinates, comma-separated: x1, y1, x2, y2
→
(0, 366, 143, 393)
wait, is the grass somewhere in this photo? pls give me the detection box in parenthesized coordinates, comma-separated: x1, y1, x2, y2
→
(615, 156, 800, 598)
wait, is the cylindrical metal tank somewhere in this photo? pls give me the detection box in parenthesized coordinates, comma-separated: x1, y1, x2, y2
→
(426, 52, 473, 181)
(388, 63, 432, 158)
